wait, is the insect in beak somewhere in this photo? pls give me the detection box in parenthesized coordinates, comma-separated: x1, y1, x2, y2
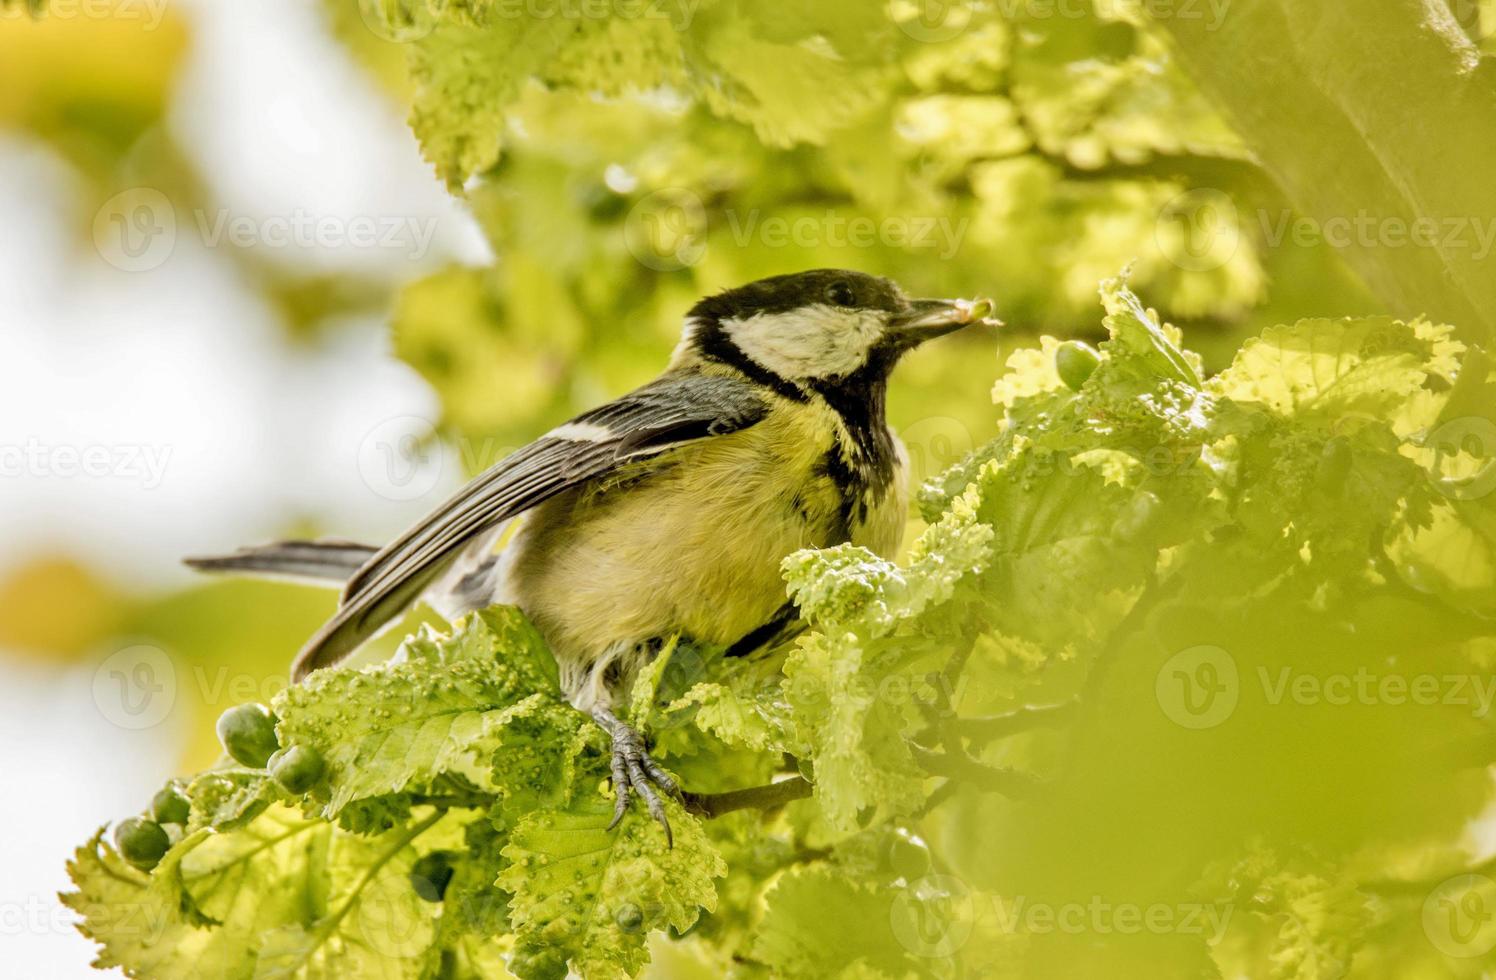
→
(890, 297, 1001, 345)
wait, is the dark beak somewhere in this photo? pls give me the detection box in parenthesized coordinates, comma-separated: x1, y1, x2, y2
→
(890, 297, 999, 345)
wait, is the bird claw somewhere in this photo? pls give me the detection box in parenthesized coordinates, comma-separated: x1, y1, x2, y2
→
(592, 708, 679, 847)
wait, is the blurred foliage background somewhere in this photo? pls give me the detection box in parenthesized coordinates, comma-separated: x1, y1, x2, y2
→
(3, 0, 1496, 977)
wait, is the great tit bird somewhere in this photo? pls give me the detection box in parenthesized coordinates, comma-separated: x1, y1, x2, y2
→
(188, 269, 994, 840)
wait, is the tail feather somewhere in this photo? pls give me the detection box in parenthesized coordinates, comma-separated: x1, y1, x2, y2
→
(183, 539, 378, 587)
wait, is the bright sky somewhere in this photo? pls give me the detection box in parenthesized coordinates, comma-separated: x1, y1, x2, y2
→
(0, 0, 489, 973)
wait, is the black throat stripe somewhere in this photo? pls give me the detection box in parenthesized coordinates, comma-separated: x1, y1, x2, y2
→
(691, 321, 810, 404)
(808, 358, 899, 536)
(690, 317, 900, 535)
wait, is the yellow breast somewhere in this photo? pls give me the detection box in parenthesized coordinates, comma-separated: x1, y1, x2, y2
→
(506, 398, 907, 685)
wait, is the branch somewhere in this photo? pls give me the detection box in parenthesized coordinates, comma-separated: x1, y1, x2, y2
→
(1363, 851, 1496, 897)
(959, 699, 1081, 745)
(910, 744, 1042, 799)
(682, 776, 813, 819)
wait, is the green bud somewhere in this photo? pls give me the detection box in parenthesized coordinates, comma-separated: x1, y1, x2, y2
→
(115, 817, 169, 871)
(216, 703, 280, 769)
(1056, 341, 1102, 391)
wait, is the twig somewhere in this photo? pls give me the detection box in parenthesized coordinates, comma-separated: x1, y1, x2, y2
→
(959, 699, 1081, 744)
(1363, 852, 1496, 897)
(408, 793, 491, 810)
(916, 779, 961, 816)
(1079, 571, 1184, 707)
(681, 776, 813, 819)
(909, 744, 1042, 799)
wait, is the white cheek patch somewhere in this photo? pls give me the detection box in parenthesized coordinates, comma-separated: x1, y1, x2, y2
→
(722, 305, 883, 380)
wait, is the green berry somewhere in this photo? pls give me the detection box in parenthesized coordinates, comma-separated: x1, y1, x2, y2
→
(509, 949, 567, 980)
(150, 784, 191, 826)
(410, 851, 456, 903)
(115, 817, 170, 871)
(1055, 341, 1102, 391)
(888, 828, 933, 880)
(614, 902, 644, 932)
(216, 703, 280, 768)
(269, 745, 325, 795)
(1316, 437, 1352, 493)
(1115, 490, 1162, 543)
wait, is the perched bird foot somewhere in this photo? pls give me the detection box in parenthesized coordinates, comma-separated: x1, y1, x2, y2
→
(591, 707, 679, 846)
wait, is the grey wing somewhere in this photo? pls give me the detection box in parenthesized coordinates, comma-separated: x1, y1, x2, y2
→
(290, 372, 768, 681)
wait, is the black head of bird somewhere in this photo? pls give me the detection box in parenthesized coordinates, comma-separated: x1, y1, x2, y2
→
(673, 268, 996, 393)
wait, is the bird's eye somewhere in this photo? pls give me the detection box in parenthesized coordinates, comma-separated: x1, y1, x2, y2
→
(826, 282, 857, 308)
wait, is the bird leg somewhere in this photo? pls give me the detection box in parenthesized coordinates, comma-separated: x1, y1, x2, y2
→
(590, 705, 680, 846)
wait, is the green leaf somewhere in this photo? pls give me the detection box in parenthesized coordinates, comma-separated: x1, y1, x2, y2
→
(1149, 0, 1496, 344)
(751, 867, 913, 977)
(670, 679, 786, 753)
(488, 699, 599, 819)
(273, 609, 569, 816)
(782, 629, 928, 832)
(1097, 274, 1201, 390)
(1208, 316, 1452, 420)
(251, 809, 455, 978)
(420, 818, 515, 979)
(408, 19, 579, 190)
(186, 769, 283, 833)
(64, 805, 460, 979)
(785, 483, 994, 635)
(497, 793, 725, 979)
